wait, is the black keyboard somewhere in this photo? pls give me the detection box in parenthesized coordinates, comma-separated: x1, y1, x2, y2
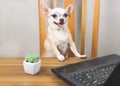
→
(51, 54, 120, 86)
(70, 63, 116, 86)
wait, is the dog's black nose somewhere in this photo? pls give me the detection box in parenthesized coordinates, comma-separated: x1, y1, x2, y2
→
(59, 18, 64, 23)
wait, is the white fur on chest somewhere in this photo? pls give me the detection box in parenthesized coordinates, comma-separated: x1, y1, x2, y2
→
(54, 30, 69, 44)
(48, 27, 69, 44)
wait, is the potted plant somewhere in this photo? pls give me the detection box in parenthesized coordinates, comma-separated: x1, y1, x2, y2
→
(23, 54, 41, 75)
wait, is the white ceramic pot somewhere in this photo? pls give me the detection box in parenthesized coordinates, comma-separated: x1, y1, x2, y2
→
(23, 60, 41, 75)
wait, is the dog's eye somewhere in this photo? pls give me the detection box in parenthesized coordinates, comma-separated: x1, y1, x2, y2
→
(63, 13, 68, 18)
(52, 14, 57, 18)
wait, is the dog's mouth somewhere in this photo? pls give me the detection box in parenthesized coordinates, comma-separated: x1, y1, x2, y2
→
(54, 22, 64, 28)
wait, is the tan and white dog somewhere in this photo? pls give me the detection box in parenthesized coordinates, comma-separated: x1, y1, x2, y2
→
(41, 4, 86, 61)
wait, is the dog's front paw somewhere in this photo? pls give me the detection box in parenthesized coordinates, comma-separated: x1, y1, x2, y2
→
(80, 55, 87, 59)
(76, 53, 87, 59)
(57, 54, 65, 61)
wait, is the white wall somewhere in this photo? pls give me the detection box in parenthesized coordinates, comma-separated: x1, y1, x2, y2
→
(0, 0, 40, 57)
(0, 0, 120, 57)
(98, 0, 120, 56)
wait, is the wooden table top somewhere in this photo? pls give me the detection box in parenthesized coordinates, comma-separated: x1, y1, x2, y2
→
(0, 57, 91, 86)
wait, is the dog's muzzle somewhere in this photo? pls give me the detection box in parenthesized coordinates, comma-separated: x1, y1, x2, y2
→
(54, 20, 65, 28)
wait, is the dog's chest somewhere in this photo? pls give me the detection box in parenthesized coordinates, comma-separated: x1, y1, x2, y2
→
(54, 30, 69, 43)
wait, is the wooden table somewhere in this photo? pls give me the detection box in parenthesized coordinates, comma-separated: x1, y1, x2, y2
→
(0, 57, 91, 86)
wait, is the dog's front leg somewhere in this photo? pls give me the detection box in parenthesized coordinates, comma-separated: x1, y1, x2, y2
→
(69, 40, 86, 58)
(47, 38, 65, 61)
(51, 43, 65, 61)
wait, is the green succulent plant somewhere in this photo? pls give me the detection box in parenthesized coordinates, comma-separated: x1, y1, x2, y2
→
(25, 54, 39, 63)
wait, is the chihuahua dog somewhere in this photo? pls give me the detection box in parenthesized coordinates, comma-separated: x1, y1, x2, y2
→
(41, 4, 86, 61)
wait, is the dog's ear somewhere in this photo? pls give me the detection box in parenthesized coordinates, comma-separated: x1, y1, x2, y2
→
(65, 4, 73, 15)
(41, 4, 51, 15)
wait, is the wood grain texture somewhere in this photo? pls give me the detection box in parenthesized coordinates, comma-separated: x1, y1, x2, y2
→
(39, 0, 46, 57)
(0, 57, 91, 86)
(91, 0, 100, 58)
(52, 0, 57, 8)
(81, 0, 87, 55)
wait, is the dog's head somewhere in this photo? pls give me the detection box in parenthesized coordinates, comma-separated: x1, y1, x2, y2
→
(42, 4, 73, 30)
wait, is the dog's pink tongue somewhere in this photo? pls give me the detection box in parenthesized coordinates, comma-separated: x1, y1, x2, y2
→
(58, 24, 64, 28)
